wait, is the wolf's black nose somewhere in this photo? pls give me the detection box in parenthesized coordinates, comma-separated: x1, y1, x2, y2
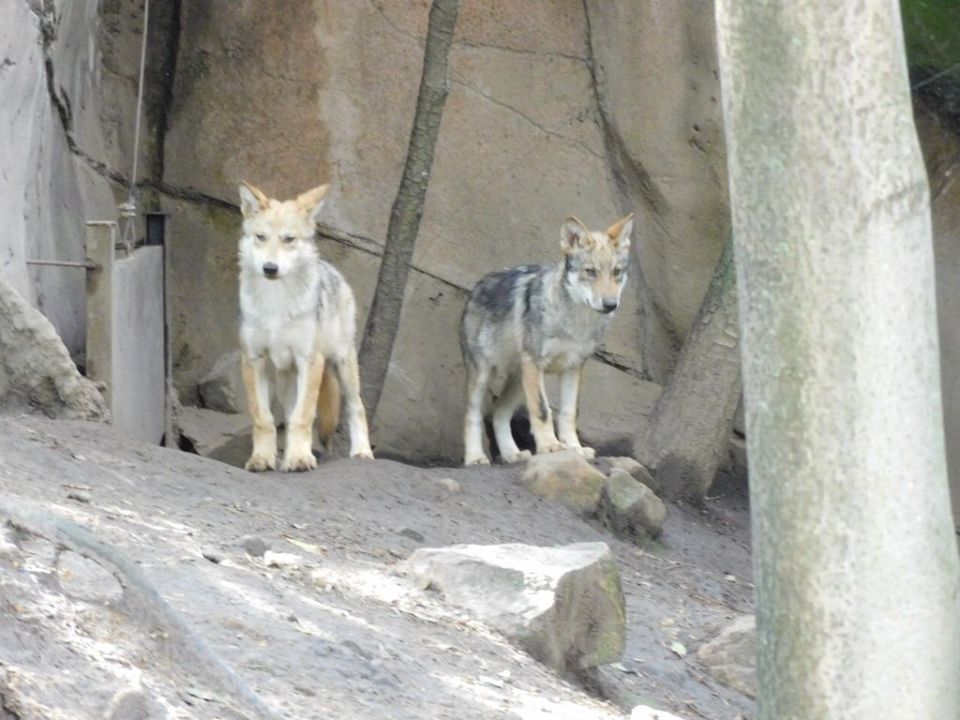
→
(602, 299, 619, 313)
(263, 262, 279, 278)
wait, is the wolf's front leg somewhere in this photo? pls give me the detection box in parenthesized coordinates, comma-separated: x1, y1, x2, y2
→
(281, 354, 327, 472)
(463, 363, 492, 465)
(521, 355, 563, 454)
(242, 355, 277, 471)
(558, 365, 594, 459)
(337, 351, 374, 459)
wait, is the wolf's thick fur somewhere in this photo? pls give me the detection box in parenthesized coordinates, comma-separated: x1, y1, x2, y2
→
(237, 181, 374, 472)
(460, 213, 634, 465)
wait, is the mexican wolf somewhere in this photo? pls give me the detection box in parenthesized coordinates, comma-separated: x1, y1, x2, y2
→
(460, 213, 634, 466)
(237, 181, 374, 472)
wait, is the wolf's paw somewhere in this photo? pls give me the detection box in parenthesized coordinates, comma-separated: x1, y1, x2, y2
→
(536, 440, 564, 454)
(501, 449, 532, 464)
(245, 453, 277, 472)
(563, 444, 596, 460)
(464, 453, 491, 466)
(350, 448, 374, 460)
(281, 451, 318, 472)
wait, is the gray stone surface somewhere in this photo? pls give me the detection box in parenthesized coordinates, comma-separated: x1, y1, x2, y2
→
(56, 551, 123, 604)
(0, 415, 756, 719)
(406, 542, 626, 673)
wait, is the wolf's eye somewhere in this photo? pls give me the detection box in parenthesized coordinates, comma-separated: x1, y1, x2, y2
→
(282, 235, 297, 245)
(613, 267, 623, 278)
(255, 234, 266, 243)
(584, 267, 598, 278)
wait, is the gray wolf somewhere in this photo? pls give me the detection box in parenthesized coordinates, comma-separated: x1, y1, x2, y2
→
(460, 213, 634, 466)
(237, 181, 374, 472)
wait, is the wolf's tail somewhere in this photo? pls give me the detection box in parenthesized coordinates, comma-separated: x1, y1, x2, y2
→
(317, 363, 341, 444)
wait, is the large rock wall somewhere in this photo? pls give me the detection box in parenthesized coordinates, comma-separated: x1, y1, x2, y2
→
(162, 0, 722, 462)
(0, 0, 140, 358)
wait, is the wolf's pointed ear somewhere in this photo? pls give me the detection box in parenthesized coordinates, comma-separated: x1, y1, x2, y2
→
(561, 216, 592, 254)
(239, 181, 268, 219)
(606, 212, 634, 250)
(296, 184, 330, 225)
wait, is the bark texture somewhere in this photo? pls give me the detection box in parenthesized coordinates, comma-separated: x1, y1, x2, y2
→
(716, 2, 960, 718)
(358, 0, 460, 416)
(634, 238, 741, 501)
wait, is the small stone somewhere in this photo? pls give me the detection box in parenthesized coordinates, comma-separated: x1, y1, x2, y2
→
(522, 451, 606, 515)
(599, 469, 666, 541)
(669, 641, 687, 657)
(201, 549, 224, 564)
(399, 528, 425, 543)
(600, 456, 659, 492)
(67, 491, 91, 504)
(242, 535, 269, 557)
(264, 551, 302, 569)
(433, 477, 461, 493)
(105, 688, 163, 720)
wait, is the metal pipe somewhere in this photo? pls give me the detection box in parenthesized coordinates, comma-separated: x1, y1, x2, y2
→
(26, 260, 98, 270)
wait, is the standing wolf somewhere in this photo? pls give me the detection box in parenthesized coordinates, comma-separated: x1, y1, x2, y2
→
(237, 181, 374, 472)
(460, 213, 634, 466)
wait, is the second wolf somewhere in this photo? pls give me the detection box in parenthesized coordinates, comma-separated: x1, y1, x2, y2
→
(460, 213, 634, 466)
(237, 181, 374, 472)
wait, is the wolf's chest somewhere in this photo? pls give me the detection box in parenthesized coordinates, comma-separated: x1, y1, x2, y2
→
(242, 311, 316, 370)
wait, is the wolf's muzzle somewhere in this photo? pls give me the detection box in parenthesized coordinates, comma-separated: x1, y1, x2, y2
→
(601, 299, 619, 313)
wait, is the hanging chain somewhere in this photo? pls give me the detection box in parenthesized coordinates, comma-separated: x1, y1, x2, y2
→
(119, 0, 150, 253)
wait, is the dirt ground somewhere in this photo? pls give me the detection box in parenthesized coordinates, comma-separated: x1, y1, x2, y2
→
(0, 414, 754, 720)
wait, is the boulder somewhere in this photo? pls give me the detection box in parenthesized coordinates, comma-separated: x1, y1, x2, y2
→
(522, 451, 606, 515)
(0, 277, 108, 421)
(177, 406, 252, 468)
(596, 456, 659, 493)
(599, 469, 666, 542)
(198, 351, 245, 414)
(406, 542, 625, 673)
(697, 614, 756, 698)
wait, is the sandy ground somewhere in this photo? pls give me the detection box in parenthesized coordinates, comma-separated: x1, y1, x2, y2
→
(0, 414, 754, 720)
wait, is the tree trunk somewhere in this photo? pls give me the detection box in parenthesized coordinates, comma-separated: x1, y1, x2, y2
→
(357, 0, 459, 418)
(634, 237, 741, 501)
(716, 2, 960, 718)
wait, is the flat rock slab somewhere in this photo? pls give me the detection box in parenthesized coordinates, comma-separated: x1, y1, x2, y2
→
(406, 542, 625, 674)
